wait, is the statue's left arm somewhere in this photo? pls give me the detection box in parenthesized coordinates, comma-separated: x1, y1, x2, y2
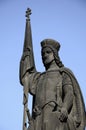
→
(59, 72, 74, 122)
(62, 72, 74, 111)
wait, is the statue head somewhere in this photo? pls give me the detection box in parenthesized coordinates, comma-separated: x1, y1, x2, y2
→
(41, 39, 64, 68)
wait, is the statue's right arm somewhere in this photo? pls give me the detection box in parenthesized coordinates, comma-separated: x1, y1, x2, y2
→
(22, 71, 40, 96)
(19, 51, 40, 95)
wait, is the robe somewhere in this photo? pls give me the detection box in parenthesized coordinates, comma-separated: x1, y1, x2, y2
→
(27, 67, 85, 130)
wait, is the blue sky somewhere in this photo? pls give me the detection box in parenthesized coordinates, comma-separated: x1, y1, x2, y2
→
(0, 0, 86, 130)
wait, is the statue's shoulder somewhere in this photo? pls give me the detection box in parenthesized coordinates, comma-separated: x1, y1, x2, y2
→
(60, 67, 75, 77)
(60, 67, 85, 129)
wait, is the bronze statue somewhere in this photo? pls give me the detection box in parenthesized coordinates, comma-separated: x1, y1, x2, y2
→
(19, 8, 86, 130)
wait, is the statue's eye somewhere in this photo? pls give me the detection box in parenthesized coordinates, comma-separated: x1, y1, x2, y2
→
(42, 48, 52, 55)
(42, 50, 52, 56)
(46, 50, 52, 54)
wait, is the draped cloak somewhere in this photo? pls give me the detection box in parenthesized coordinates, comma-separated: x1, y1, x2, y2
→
(28, 67, 85, 130)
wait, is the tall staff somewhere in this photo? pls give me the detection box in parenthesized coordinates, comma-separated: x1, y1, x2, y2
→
(19, 8, 36, 130)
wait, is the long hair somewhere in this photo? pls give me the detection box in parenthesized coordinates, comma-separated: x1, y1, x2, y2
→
(53, 49, 64, 68)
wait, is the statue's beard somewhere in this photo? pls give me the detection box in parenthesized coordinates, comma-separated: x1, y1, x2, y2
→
(42, 58, 54, 69)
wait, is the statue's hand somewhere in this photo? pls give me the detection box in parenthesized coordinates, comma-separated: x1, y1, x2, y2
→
(59, 107, 68, 122)
(74, 116, 81, 128)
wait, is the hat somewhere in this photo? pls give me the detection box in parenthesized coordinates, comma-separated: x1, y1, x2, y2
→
(41, 39, 60, 51)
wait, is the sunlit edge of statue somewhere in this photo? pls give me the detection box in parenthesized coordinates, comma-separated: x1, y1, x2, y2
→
(19, 8, 86, 130)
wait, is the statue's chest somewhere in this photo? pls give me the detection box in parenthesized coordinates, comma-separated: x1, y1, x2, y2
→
(36, 70, 62, 93)
(35, 70, 62, 107)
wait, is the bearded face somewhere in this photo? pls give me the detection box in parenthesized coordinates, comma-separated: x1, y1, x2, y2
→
(41, 47, 54, 66)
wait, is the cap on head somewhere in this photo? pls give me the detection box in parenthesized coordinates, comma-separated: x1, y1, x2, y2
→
(41, 39, 60, 51)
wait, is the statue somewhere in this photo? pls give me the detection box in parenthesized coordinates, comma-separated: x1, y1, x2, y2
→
(19, 8, 86, 130)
